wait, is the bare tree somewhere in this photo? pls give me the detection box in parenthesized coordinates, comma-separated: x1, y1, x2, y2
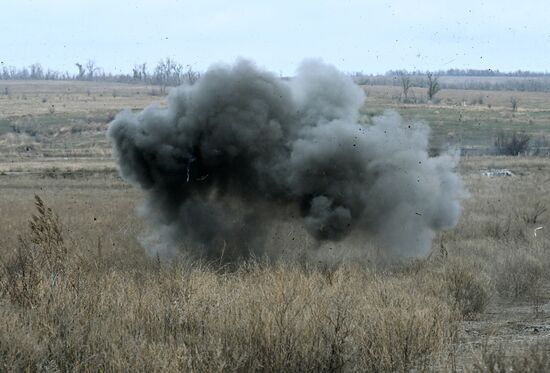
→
(153, 58, 187, 93)
(140, 63, 147, 82)
(8, 66, 17, 78)
(29, 63, 44, 80)
(75, 63, 86, 80)
(399, 72, 412, 103)
(0, 59, 198, 84)
(184, 65, 200, 85)
(45, 69, 61, 80)
(1, 66, 9, 79)
(154, 58, 171, 93)
(85, 60, 99, 80)
(426, 72, 440, 101)
(132, 63, 149, 82)
(171, 62, 184, 86)
(132, 65, 142, 81)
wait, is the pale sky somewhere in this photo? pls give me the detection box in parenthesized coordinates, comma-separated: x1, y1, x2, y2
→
(2, 0, 549, 75)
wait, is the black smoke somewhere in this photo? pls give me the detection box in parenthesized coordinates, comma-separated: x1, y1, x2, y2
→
(108, 59, 464, 260)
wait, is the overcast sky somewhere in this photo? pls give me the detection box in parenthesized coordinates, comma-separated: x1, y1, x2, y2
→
(2, 0, 549, 75)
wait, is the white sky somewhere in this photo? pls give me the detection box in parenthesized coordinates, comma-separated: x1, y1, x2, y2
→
(2, 0, 549, 75)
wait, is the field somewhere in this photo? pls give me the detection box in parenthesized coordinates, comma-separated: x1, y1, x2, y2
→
(362, 85, 550, 150)
(1, 80, 550, 371)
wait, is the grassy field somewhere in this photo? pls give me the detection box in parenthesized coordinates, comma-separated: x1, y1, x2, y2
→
(362, 85, 550, 149)
(1, 80, 550, 371)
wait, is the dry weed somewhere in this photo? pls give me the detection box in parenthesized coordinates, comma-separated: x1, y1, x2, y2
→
(442, 258, 491, 318)
(495, 252, 544, 300)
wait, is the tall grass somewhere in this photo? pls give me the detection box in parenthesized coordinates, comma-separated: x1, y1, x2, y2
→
(0, 196, 463, 372)
(2, 155, 550, 371)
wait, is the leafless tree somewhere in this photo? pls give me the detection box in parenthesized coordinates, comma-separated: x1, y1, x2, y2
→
(0, 59, 198, 84)
(75, 63, 86, 80)
(132, 65, 142, 81)
(85, 60, 100, 80)
(399, 72, 412, 103)
(153, 58, 189, 93)
(140, 63, 147, 82)
(185, 65, 200, 85)
(171, 63, 184, 86)
(45, 69, 61, 80)
(426, 72, 440, 101)
(29, 64, 44, 80)
(154, 58, 172, 93)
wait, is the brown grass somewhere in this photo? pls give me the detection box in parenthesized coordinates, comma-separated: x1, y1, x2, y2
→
(0, 197, 458, 371)
(1, 155, 549, 370)
(363, 84, 550, 110)
(475, 341, 550, 372)
(0, 80, 166, 117)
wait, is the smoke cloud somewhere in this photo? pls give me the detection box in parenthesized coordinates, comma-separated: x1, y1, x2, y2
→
(108, 59, 465, 260)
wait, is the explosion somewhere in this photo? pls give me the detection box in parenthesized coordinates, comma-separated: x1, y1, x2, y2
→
(108, 59, 464, 260)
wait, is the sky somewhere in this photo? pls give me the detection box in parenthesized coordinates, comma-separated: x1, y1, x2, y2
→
(2, 0, 550, 76)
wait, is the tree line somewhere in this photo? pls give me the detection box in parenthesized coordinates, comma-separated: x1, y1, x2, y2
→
(4, 60, 550, 93)
(384, 68, 550, 78)
(353, 70, 550, 92)
(0, 58, 200, 92)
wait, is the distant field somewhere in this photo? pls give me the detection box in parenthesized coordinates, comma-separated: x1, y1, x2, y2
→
(0, 81, 165, 159)
(1, 80, 549, 160)
(363, 85, 550, 150)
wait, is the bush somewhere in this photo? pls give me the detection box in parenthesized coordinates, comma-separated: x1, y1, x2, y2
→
(495, 253, 543, 300)
(443, 259, 491, 318)
(494, 131, 530, 156)
(355, 277, 456, 372)
(511, 96, 519, 112)
(1, 195, 67, 307)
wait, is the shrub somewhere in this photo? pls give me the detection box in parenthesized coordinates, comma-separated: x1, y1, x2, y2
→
(1, 195, 67, 307)
(355, 277, 456, 372)
(511, 96, 519, 112)
(495, 253, 543, 300)
(520, 201, 547, 225)
(443, 259, 491, 318)
(494, 131, 530, 156)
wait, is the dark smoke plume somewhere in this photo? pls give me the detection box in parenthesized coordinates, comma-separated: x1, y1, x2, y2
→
(108, 59, 464, 260)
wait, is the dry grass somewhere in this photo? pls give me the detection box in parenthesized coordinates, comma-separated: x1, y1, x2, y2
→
(0, 80, 165, 117)
(363, 84, 550, 110)
(1, 155, 550, 371)
(495, 253, 544, 300)
(441, 258, 491, 318)
(475, 341, 550, 372)
(2, 81, 550, 370)
(0, 197, 458, 371)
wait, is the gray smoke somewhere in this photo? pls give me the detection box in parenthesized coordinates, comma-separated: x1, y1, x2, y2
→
(108, 59, 464, 260)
